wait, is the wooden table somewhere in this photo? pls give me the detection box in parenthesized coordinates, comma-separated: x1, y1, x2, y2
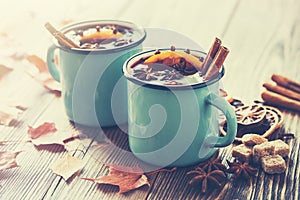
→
(0, 0, 299, 199)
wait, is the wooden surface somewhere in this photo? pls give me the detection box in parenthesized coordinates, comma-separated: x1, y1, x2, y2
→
(0, 0, 300, 199)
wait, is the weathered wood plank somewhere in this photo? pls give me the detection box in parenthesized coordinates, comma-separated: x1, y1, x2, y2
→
(119, 0, 237, 49)
(0, 0, 300, 199)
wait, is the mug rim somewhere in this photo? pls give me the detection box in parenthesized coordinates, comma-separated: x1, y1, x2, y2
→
(52, 19, 146, 54)
(123, 48, 225, 90)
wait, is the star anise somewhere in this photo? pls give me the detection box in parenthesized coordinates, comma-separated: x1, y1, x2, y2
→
(226, 160, 258, 181)
(160, 69, 184, 81)
(133, 67, 157, 81)
(187, 167, 227, 193)
(198, 157, 227, 173)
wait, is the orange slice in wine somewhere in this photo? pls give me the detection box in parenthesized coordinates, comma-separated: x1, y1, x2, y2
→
(80, 30, 123, 43)
(143, 51, 203, 69)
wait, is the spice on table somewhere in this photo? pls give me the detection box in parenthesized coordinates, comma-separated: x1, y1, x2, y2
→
(271, 74, 300, 94)
(197, 157, 227, 173)
(226, 160, 258, 181)
(263, 83, 300, 101)
(261, 90, 300, 112)
(187, 167, 227, 193)
(262, 74, 300, 112)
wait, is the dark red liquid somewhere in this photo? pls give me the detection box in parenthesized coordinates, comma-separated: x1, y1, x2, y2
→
(129, 51, 205, 85)
(64, 24, 137, 49)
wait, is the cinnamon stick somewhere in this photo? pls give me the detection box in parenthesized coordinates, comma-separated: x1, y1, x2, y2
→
(263, 83, 300, 101)
(261, 90, 300, 112)
(204, 46, 229, 80)
(271, 74, 300, 94)
(44, 22, 80, 49)
(200, 37, 222, 74)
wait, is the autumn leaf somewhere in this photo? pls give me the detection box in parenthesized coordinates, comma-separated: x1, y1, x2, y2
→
(43, 78, 61, 97)
(0, 151, 22, 171)
(50, 154, 85, 181)
(26, 55, 48, 73)
(28, 122, 57, 139)
(0, 104, 26, 126)
(83, 164, 150, 194)
(27, 122, 79, 147)
(26, 54, 61, 96)
(0, 64, 13, 80)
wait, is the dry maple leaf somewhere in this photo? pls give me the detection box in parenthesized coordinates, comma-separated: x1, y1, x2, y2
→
(83, 164, 150, 194)
(28, 122, 79, 146)
(28, 122, 57, 139)
(0, 151, 22, 171)
(26, 55, 48, 73)
(43, 78, 61, 97)
(0, 104, 26, 126)
(26, 54, 61, 96)
(0, 64, 13, 79)
(50, 154, 85, 181)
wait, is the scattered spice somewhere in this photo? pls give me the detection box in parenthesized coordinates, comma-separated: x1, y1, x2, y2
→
(170, 45, 176, 51)
(96, 25, 100, 32)
(160, 69, 184, 81)
(197, 157, 227, 173)
(187, 167, 227, 193)
(199, 56, 204, 62)
(114, 39, 128, 47)
(133, 67, 157, 81)
(152, 50, 160, 55)
(226, 160, 258, 181)
(184, 48, 190, 54)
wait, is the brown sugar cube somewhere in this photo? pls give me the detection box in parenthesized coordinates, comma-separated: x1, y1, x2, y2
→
(253, 142, 275, 163)
(268, 139, 290, 157)
(232, 144, 253, 162)
(261, 155, 286, 174)
(242, 134, 268, 146)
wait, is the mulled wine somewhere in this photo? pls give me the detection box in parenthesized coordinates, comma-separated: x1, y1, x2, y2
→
(127, 48, 206, 86)
(64, 23, 141, 50)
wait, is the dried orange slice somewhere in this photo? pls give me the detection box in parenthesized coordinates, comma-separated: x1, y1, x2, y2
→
(219, 105, 283, 142)
(80, 30, 122, 43)
(143, 51, 203, 69)
(235, 104, 266, 127)
(264, 106, 284, 128)
(260, 106, 283, 138)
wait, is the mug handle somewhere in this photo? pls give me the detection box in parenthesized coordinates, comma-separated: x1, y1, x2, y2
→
(46, 44, 61, 82)
(205, 93, 237, 147)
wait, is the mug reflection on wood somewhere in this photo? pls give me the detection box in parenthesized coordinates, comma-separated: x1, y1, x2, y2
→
(123, 49, 237, 167)
(46, 20, 146, 127)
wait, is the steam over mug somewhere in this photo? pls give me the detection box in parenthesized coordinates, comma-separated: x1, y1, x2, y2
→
(123, 49, 237, 167)
(46, 20, 146, 127)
